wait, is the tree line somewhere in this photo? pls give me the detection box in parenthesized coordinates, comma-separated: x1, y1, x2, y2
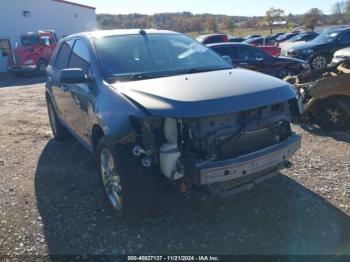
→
(97, 1, 350, 34)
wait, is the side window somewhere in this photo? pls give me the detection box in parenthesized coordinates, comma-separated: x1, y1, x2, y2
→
(40, 37, 50, 46)
(237, 46, 267, 60)
(212, 46, 237, 59)
(69, 39, 91, 74)
(339, 31, 350, 44)
(53, 40, 74, 70)
(0, 39, 11, 57)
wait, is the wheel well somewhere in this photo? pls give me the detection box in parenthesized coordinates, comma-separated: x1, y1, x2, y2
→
(37, 58, 48, 65)
(91, 125, 105, 153)
(311, 52, 332, 62)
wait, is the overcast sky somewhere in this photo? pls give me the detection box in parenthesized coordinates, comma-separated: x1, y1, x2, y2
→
(71, 0, 340, 16)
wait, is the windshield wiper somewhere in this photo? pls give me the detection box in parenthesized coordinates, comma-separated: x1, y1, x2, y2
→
(106, 72, 169, 83)
(185, 67, 231, 74)
(129, 73, 154, 80)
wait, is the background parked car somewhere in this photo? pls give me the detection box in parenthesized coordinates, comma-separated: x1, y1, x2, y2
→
(284, 32, 318, 43)
(280, 32, 319, 56)
(332, 47, 350, 64)
(243, 36, 281, 56)
(286, 27, 350, 70)
(244, 34, 261, 40)
(208, 42, 310, 78)
(270, 32, 286, 39)
(276, 33, 300, 43)
(243, 36, 277, 46)
(228, 36, 245, 42)
(196, 34, 228, 44)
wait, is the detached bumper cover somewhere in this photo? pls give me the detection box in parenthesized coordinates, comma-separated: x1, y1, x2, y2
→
(195, 134, 301, 185)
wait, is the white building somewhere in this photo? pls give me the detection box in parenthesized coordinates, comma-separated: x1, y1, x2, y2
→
(0, 0, 97, 72)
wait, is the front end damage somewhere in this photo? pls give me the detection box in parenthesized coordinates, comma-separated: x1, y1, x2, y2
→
(129, 99, 301, 198)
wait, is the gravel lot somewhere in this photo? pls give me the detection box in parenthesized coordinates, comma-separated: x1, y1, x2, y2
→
(1, 75, 350, 256)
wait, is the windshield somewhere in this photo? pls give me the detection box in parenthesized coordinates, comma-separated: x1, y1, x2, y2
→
(95, 33, 232, 80)
(21, 35, 39, 46)
(287, 34, 304, 42)
(312, 30, 341, 43)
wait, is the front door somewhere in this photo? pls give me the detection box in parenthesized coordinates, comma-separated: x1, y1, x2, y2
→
(65, 39, 95, 145)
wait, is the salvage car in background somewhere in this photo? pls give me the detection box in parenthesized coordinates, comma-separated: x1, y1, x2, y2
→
(286, 27, 350, 70)
(286, 60, 350, 130)
(208, 42, 309, 78)
(332, 47, 350, 64)
(196, 34, 228, 44)
(46, 29, 301, 218)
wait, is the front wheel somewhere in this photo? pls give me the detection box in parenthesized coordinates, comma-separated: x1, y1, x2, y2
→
(310, 54, 328, 71)
(96, 139, 156, 218)
(37, 60, 48, 76)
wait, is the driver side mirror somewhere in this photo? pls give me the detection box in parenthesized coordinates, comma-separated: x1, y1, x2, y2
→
(59, 68, 87, 84)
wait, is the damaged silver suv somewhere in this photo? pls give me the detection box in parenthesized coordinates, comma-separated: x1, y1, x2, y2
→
(46, 29, 301, 218)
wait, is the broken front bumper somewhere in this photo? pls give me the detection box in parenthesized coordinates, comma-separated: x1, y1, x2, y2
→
(194, 134, 301, 185)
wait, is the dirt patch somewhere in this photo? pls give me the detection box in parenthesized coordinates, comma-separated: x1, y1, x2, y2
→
(0, 80, 350, 255)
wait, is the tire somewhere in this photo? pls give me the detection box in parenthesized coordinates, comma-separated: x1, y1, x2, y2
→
(316, 99, 350, 131)
(37, 60, 48, 76)
(96, 139, 156, 219)
(310, 54, 328, 71)
(277, 68, 295, 79)
(47, 98, 70, 141)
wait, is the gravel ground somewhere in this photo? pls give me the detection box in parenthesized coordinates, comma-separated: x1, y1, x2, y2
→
(1, 76, 350, 256)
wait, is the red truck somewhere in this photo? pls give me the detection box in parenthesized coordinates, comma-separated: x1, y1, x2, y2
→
(7, 30, 58, 76)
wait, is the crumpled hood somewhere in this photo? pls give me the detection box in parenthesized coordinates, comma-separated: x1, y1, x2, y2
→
(113, 68, 297, 117)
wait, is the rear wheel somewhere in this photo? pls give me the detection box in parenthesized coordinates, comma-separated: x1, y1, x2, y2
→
(310, 54, 328, 71)
(96, 139, 156, 219)
(47, 99, 70, 140)
(317, 99, 350, 131)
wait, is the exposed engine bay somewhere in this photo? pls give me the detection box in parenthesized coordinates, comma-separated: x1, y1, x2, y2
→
(131, 99, 300, 197)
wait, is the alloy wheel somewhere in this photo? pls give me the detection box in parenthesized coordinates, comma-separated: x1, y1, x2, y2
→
(100, 148, 123, 211)
(312, 56, 327, 70)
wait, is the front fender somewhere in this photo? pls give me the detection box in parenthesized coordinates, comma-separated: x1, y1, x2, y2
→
(92, 83, 148, 144)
